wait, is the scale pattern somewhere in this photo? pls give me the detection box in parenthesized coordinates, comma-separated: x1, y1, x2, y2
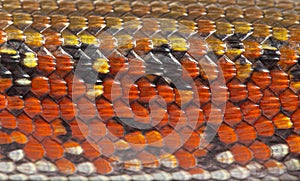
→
(0, 0, 300, 180)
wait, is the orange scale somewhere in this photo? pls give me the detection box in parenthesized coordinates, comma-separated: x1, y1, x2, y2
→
(7, 96, 24, 111)
(124, 131, 146, 151)
(235, 122, 257, 145)
(31, 76, 50, 97)
(120, 76, 139, 103)
(188, 36, 208, 60)
(269, 69, 289, 95)
(279, 89, 299, 113)
(168, 103, 187, 130)
(210, 80, 229, 106)
(89, 119, 107, 142)
(188, 167, 209, 177)
(32, 117, 53, 141)
(157, 84, 175, 104)
(43, 138, 64, 160)
(82, 140, 101, 160)
(272, 112, 293, 129)
(0, 131, 13, 144)
(160, 126, 182, 151)
(53, 49, 74, 78)
(193, 148, 208, 159)
(59, 97, 75, 122)
(144, 130, 164, 148)
(0, 94, 7, 110)
(93, 157, 113, 174)
(51, 119, 67, 141)
(131, 101, 151, 125)
(180, 55, 200, 81)
(174, 149, 197, 170)
(24, 97, 42, 118)
(217, 124, 238, 145)
(37, 47, 56, 75)
(43, 30, 62, 51)
(113, 99, 133, 118)
(250, 141, 271, 161)
(102, 77, 122, 102)
(98, 138, 115, 156)
(224, 101, 243, 127)
(174, 89, 194, 107)
(291, 109, 300, 134)
(0, 77, 12, 93)
(227, 78, 248, 103)
(286, 134, 300, 154)
(127, 58, 146, 78)
(0, 110, 17, 129)
(251, 71, 271, 90)
(193, 78, 211, 106)
(96, 98, 115, 121)
(108, 51, 129, 76)
(49, 74, 67, 100)
(254, 116, 275, 137)
(218, 56, 236, 83)
(65, 74, 86, 99)
(70, 119, 89, 141)
(243, 40, 262, 60)
(197, 19, 216, 36)
(137, 78, 157, 103)
(184, 104, 205, 129)
(134, 38, 152, 55)
(202, 103, 223, 126)
(247, 81, 262, 103)
(150, 102, 169, 128)
(76, 97, 97, 121)
(56, 158, 76, 175)
(41, 98, 59, 122)
(137, 151, 160, 168)
(106, 119, 125, 138)
(182, 130, 200, 152)
(260, 89, 280, 119)
(17, 113, 34, 135)
(278, 46, 298, 71)
(11, 131, 28, 144)
(240, 100, 261, 125)
(230, 143, 253, 165)
(24, 136, 45, 161)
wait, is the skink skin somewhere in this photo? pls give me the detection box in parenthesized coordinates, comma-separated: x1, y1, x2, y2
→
(0, 0, 299, 180)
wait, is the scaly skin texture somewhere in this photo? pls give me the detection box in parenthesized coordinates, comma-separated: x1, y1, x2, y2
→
(0, 0, 300, 180)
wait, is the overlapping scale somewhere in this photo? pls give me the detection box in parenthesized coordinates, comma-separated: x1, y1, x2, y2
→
(0, 0, 298, 180)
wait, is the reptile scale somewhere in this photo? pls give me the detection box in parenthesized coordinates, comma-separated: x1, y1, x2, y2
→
(0, 0, 299, 180)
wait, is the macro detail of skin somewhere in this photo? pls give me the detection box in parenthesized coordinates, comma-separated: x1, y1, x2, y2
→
(0, 0, 300, 180)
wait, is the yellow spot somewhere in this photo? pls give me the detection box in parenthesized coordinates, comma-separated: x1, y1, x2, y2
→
(152, 36, 169, 47)
(0, 48, 17, 55)
(233, 21, 253, 34)
(116, 34, 134, 50)
(273, 113, 293, 129)
(5, 26, 24, 41)
(93, 58, 110, 74)
(62, 31, 80, 46)
(86, 84, 104, 99)
(236, 58, 253, 82)
(78, 32, 98, 45)
(106, 17, 122, 29)
(169, 36, 188, 51)
(273, 27, 289, 42)
(261, 44, 277, 51)
(216, 21, 234, 36)
(206, 36, 226, 56)
(23, 52, 38, 68)
(24, 31, 43, 47)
